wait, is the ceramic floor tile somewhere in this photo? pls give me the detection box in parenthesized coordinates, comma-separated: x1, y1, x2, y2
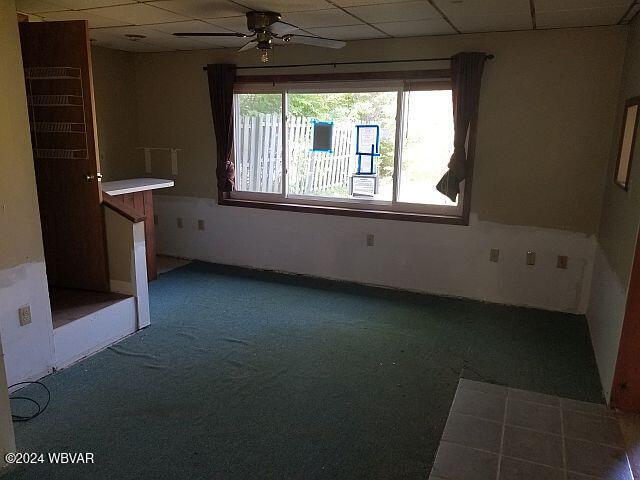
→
(505, 398, 561, 434)
(565, 472, 601, 480)
(501, 425, 563, 467)
(432, 381, 633, 480)
(498, 456, 564, 480)
(564, 409, 625, 447)
(430, 441, 499, 480)
(459, 378, 508, 398)
(451, 387, 506, 422)
(565, 437, 632, 479)
(561, 397, 614, 418)
(442, 412, 503, 453)
(508, 387, 560, 406)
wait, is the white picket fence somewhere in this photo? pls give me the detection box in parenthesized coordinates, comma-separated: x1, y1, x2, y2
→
(234, 114, 354, 194)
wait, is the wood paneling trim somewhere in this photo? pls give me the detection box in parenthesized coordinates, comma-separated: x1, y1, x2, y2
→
(219, 196, 467, 225)
(102, 193, 145, 223)
(612, 217, 640, 411)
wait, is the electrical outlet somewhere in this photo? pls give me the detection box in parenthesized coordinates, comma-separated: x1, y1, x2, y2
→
(177, 217, 183, 229)
(557, 255, 568, 269)
(18, 305, 31, 326)
(366, 234, 375, 247)
(489, 248, 499, 262)
(526, 251, 536, 266)
(198, 219, 205, 231)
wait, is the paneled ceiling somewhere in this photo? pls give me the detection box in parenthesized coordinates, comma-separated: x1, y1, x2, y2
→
(15, 0, 640, 52)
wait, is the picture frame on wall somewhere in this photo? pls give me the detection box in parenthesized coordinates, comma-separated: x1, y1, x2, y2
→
(615, 96, 640, 191)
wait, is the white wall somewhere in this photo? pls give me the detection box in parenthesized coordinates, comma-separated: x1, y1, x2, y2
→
(587, 15, 640, 402)
(155, 195, 596, 313)
(0, 338, 15, 469)
(0, 263, 54, 386)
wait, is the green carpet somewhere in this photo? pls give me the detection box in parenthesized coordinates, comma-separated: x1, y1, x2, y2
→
(5, 261, 603, 479)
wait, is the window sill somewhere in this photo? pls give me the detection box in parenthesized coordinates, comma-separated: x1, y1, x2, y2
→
(219, 197, 468, 225)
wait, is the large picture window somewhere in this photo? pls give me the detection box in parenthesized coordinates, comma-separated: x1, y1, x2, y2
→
(231, 78, 466, 221)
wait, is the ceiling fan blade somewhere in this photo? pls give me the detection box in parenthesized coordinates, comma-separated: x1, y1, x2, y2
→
(238, 40, 258, 52)
(286, 34, 346, 49)
(270, 20, 300, 36)
(172, 32, 249, 37)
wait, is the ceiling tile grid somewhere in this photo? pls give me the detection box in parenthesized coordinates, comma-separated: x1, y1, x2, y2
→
(345, 1, 441, 24)
(14, 0, 639, 52)
(375, 18, 455, 36)
(147, 0, 248, 19)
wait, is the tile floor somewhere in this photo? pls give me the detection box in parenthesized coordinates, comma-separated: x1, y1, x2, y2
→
(429, 379, 633, 480)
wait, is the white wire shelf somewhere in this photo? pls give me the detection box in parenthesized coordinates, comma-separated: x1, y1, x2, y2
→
(27, 95, 84, 107)
(33, 149, 87, 160)
(31, 122, 86, 134)
(24, 67, 81, 80)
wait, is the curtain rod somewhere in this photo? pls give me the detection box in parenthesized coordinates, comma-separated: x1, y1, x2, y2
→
(202, 54, 494, 71)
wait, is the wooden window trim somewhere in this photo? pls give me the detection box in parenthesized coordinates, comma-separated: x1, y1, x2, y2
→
(218, 194, 468, 225)
(234, 69, 451, 85)
(221, 69, 476, 226)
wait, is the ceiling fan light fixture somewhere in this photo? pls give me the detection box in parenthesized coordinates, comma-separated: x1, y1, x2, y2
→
(260, 49, 270, 63)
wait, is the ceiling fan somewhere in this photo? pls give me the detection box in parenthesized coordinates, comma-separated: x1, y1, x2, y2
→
(173, 11, 346, 63)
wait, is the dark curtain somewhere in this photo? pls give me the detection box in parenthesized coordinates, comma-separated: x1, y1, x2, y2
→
(206, 64, 236, 192)
(436, 52, 487, 202)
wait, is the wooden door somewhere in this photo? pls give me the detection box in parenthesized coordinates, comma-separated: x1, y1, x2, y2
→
(19, 21, 109, 291)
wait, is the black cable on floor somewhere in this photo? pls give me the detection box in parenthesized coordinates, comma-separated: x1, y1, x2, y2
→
(8, 381, 50, 422)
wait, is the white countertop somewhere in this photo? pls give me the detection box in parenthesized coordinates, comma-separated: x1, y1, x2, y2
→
(101, 178, 174, 196)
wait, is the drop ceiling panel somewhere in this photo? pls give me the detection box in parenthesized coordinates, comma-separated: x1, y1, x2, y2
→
(86, 3, 190, 25)
(284, 8, 363, 28)
(623, 3, 640, 22)
(91, 38, 168, 52)
(346, 1, 441, 23)
(228, 0, 334, 13)
(90, 25, 212, 50)
(150, 19, 235, 35)
(47, 0, 137, 8)
(201, 36, 251, 47)
(434, 0, 531, 16)
(147, 0, 248, 19)
(455, 12, 533, 32)
(536, 6, 629, 27)
(205, 15, 252, 34)
(15, 0, 67, 13)
(306, 24, 387, 40)
(331, 0, 410, 6)
(375, 18, 456, 36)
(535, 0, 632, 11)
(149, 20, 238, 46)
(38, 9, 131, 28)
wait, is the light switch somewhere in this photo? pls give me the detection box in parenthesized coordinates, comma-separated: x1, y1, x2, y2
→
(526, 251, 536, 266)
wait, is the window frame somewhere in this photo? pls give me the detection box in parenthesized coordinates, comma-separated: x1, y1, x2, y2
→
(222, 70, 476, 225)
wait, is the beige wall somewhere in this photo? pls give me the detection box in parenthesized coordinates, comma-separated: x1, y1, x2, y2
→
(0, 0, 40, 463)
(0, 1, 44, 270)
(598, 17, 640, 286)
(92, 45, 144, 182)
(111, 26, 629, 234)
